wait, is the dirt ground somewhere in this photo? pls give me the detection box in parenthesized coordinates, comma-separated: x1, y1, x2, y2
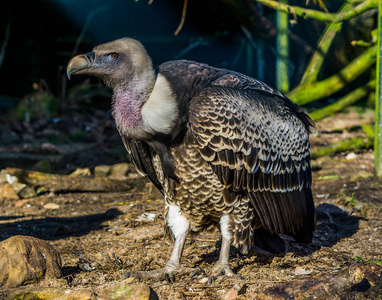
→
(0, 109, 382, 299)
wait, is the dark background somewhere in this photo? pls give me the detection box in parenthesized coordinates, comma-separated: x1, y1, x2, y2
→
(1, 0, 372, 103)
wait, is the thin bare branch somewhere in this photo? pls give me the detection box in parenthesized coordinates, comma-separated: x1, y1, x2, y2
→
(174, 0, 189, 36)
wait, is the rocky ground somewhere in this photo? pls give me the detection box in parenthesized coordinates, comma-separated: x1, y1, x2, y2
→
(0, 104, 381, 299)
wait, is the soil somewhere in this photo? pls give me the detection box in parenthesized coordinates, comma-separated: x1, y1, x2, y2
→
(0, 108, 381, 299)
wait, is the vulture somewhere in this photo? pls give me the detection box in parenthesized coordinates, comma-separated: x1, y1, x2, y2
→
(67, 38, 317, 282)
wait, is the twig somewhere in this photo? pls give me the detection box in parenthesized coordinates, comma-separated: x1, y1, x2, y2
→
(174, 0, 189, 36)
(254, 0, 378, 23)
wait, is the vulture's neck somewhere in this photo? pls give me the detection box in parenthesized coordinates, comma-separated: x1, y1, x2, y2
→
(113, 73, 179, 139)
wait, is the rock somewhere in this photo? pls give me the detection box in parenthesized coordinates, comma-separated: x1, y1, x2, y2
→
(8, 288, 67, 300)
(0, 182, 19, 200)
(0, 235, 62, 288)
(70, 168, 92, 177)
(198, 277, 209, 284)
(98, 282, 158, 300)
(65, 288, 96, 300)
(223, 284, 242, 299)
(94, 165, 112, 177)
(0, 172, 37, 199)
(294, 266, 312, 275)
(345, 152, 357, 160)
(109, 163, 130, 179)
(18, 186, 37, 199)
(5, 173, 27, 193)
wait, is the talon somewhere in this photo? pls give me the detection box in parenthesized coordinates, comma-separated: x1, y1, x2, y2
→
(191, 269, 203, 277)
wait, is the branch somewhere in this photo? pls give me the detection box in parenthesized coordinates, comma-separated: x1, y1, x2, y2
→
(0, 168, 144, 193)
(254, 0, 378, 23)
(287, 44, 377, 106)
(300, 2, 353, 85)
(309, 80, 375, 122)
(174, 0, 189, 36)
(311, 136, 373, 159)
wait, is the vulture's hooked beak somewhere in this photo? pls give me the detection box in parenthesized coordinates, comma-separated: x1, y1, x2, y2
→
(66, 52, 96, 79)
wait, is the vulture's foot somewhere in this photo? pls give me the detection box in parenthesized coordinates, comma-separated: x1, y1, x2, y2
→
(125, 265, 194, 282)
(207, 262, 242, 284)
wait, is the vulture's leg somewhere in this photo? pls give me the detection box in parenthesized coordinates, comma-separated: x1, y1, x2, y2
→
(126, 205, 192, 281)
(207, 215, 236, 283)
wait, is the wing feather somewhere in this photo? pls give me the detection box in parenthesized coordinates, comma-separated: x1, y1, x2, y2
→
(120, 134, 164, 194)
(189, 86, 316, 238)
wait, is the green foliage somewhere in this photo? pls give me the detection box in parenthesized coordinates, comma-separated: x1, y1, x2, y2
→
(338, 191, 357, 208)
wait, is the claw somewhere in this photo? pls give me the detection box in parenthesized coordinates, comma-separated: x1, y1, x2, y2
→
(206, 262, 239, 284)
(190, 269, 204, 277)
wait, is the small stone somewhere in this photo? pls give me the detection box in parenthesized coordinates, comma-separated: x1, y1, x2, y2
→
(294, 266, 312, 275)
(0, 183, 19, 200)
(98, 282, 158, 300)
(109, 163, 130, 179)
(137, 213, 157, 222)
(43, 203, 60, 210)
(18, 186, 37, 199)
(198, 277, 209, 284)
(94, 165, 112, 177)
(223, 284, 243, 299)
(70, 168, 92, 177)
(5, 173, 26, 193)
(0, 235, 62, 288)
(345, 152, 357, 160)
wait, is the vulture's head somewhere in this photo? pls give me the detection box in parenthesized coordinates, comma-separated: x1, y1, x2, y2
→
(67, 38, 155, 89)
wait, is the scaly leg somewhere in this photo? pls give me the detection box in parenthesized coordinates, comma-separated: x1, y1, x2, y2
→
(125, 205, 191, 281)
(207, 214, 237, 284)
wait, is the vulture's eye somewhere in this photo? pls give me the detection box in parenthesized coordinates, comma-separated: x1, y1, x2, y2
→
(109, 53, 119, 60)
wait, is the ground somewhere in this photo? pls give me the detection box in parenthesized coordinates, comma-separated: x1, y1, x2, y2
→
(0, 108, 381, 299)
